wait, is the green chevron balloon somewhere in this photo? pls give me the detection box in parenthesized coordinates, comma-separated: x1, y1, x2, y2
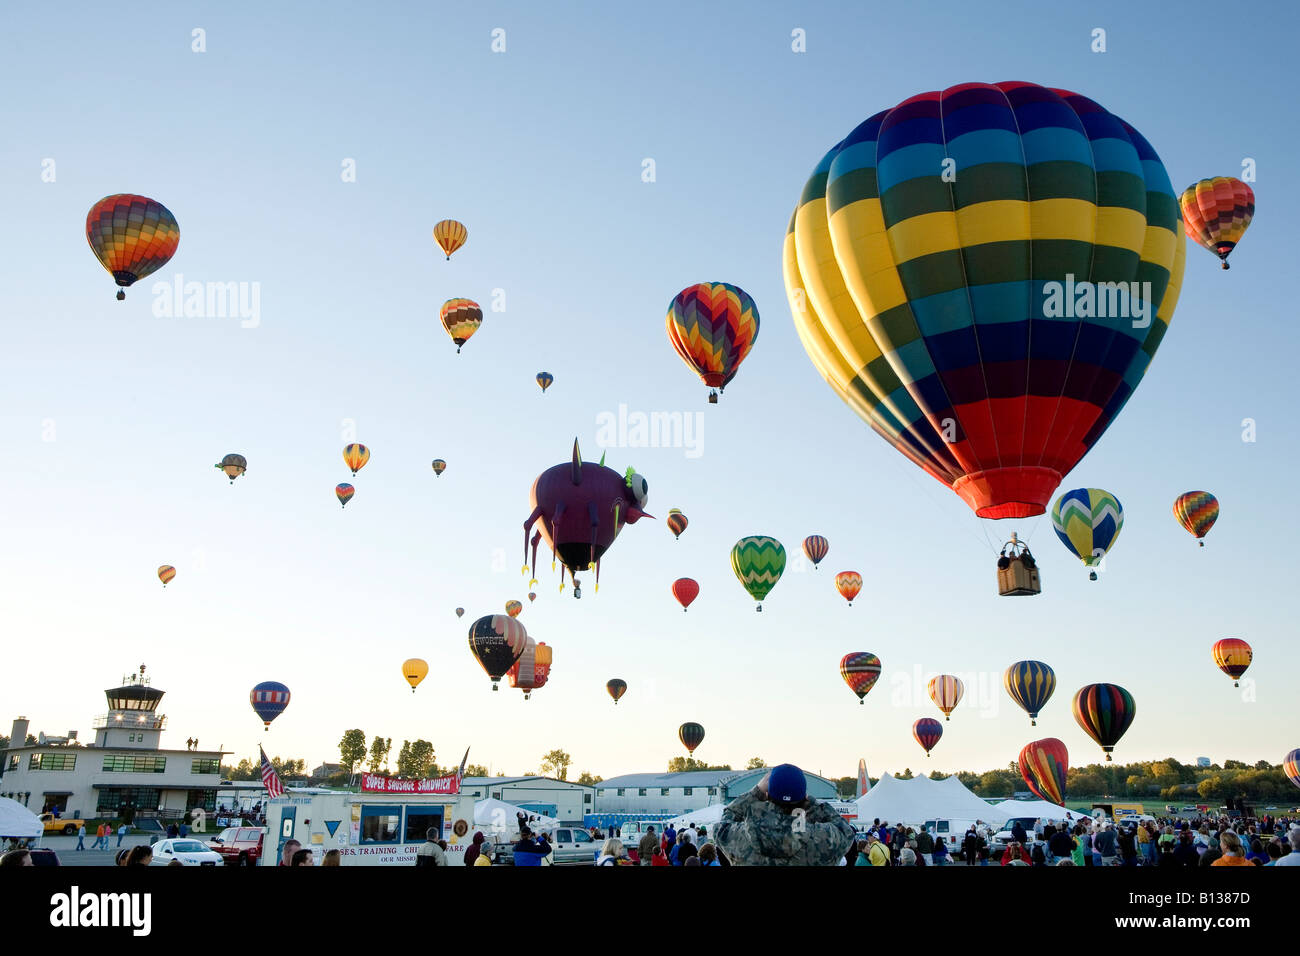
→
(1052, 488, 1124, 572)
(731, 536, 786, 610)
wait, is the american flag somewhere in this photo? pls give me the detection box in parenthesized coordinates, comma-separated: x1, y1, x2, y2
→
(260, 744, 284, 799)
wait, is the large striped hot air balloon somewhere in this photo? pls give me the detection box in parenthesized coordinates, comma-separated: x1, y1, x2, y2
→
(783, 83, 1185, 520)
(666, 283, 760, 403)
(1173, 491, 1219, 546)
(678, 722, 705, 754)
(1019, 738, 1069, 805)
(440, 298, 482, 353)
(913, 718, 943, 756)
(835, 571, 862, 606)
(606, 679, 627, 704)
(86, 194, 180, 300)
(1072, 683, 1135, 761)
(433, 219, 468, 260)
(157, 565, 176, 588)
(1211, 639, 1252, 688)
(467, 615, 528, 691)
(839, 652, 882, 704)
(730, 536, 786, 612)
(250, 681, 291, 731)
(1004, 660, 1056, 726)
(1285, 749, 1300, 791)
(671, 577, 699, 612)
(928, 675, 965, 721)
(802, 535, 829, 568)
(667, 509, 689, 540)
(1179, 177, 1253, 270)
(343, 444, 370, 476)
(1052, 488, 1123, 580)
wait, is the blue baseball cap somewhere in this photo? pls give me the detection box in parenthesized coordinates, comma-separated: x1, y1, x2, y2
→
(768, 764, 806, 804)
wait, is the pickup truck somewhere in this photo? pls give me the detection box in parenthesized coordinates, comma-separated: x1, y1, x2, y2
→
(39, 813, 84, 836)
(207, 826, 266, 865)
(494, 826, 597, 865)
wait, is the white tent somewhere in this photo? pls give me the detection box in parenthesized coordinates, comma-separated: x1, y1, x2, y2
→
(853, 773, 1010, 827)
(992, 799, 1092, 824)
(663, 803, 728, 829)
(0, 797, 42, 838)
(472, 797, 559, 833)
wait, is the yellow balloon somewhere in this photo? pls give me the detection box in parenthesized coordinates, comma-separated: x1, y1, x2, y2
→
(402, 658, 429, 692)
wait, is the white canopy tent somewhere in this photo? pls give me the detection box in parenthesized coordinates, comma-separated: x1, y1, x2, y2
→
(0, 797, 43, 838)
(853, 774, 1011, 827)
(662, 802, 728, 829)
(992, 799, 1093, 824)
(473, 797, 559, 834)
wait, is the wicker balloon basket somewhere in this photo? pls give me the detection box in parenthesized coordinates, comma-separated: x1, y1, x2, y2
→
(997, 533, 1041, 596)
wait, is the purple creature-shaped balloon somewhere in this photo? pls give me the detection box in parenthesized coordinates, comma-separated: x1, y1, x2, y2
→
(523, 439, 652, 597)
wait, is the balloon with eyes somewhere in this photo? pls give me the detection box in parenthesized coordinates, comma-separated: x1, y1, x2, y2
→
(522, 439, 652, 598)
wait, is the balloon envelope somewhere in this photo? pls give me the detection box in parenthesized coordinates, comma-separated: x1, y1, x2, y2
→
(1019, 738, 1069, 805)
(730, 536, 785, 608)
(215, 453, 247, 482)
(467, 615, 527, 688)
(432, 459, 446, 476)
(1173, 491, 1219, 544)
(433, 219, 468, 259)
(1004, 660, 1056, 725)
(1211, 639, 1252, 685)
(671, 577, 699, 611)
(802, 535, 829, 567)
(1072, 683, 1135, 760)
(505, 600, 523, 618)
(343, 444, 370, 476)
(1179, 177, 1253, 268)
(928, 675, 965, 720)
(536, 372, 554, 392)
(403, 658, 428, 692)
(1052, 488, 1123, 569)
(335, 483, 354, 507)
(667, 509, 689, 539)
(835, 571, 862, 605)
(783, 82, 1185, 519)
(440, 298, 482, 351)
(678, 722, 705, 754)
(913, 718, 943, 754)
(666, 282, 759, 397)
(250, 681, 290, 729)
(86, 194, 180, 298)
(157, 565, 176, 587)
(606, 679, 627, 703)
(1285, 749, 1300, 791)
(839, 652, 881, 702)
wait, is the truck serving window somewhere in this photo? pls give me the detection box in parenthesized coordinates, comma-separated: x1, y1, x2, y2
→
(360, 806, 402, 844)
(404, 809, 444, 843)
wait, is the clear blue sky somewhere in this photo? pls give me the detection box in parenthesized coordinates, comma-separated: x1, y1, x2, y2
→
(1, 0, 1295, 781)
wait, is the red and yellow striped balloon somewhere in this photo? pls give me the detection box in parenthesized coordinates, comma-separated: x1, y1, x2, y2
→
(928, 674, 965, 721)
(1019, 738, 1069, 805)
(1179, 177, 1254, 269)
(666, 282, 759, 401)
(85, 194, 180, 300)
(1212, 638, 1252, 687)
(157, 565, 176, 587)
(835, 571, 862, 606)
(343, 444, 370, 475)
(433, 219, 468, 260)
(1173, 491, 1219, 546)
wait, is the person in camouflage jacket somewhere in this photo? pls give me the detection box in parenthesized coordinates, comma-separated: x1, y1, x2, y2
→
(715, 764, 856, 866)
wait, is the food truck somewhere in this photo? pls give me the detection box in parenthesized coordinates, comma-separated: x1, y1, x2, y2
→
(260, 769, 477, 866)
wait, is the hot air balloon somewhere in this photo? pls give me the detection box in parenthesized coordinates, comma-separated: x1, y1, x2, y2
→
(1072, 683, 1135, 761)
(440, 298, 482, 353)
(927, 675, 965, 721)
(1212, 639, 1252, 688)
(528, 592, 537, 603)
(522, 440, 652, 597)
(467, 615, 527, 691)
(1174, 491, 1219, 547)
(835, 571, 862, 606)
(839, 652, 882, 704)
(802, 535, 829, 569)
(433, 219, 468, 260)
(1019, 738, 1069, 805)
(343, 444, 369, 476)
(335, 483, 354, 508)
(1179, 177, 1254, 269)
(86, 194, 180, 300)
(679, 722, 705, 754)
(250, 681, 290, 730)
(455, 607, 465, 618)
(157, 565, 176, 587)
(215, 453, 247, 483)
(505, 600, 523, 618)
(783, 83, 1186, 520)
(1052, 488, 1124, 580)
(1004, 661, 1056, 726)
(913, 717, 943, 757)
(672, 577, 699, 611)
(730, 536, 785, 612)
(403, 658, 428, 693)
(508, 637, 549, 699)
(536, 372, 554, 393)
(1285, 749, 1300, 791)
(666, 283, 760, 403)
(667, 509, 689, 540)
(606, 679, 627, 704)
(432, 459, 446, 476)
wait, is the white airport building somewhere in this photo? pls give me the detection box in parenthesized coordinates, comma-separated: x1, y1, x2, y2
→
(0, 665, 225, 824)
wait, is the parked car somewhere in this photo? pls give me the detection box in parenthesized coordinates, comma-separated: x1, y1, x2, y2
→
(149, 838, 222, 866)
(207, 827, 266, 866)
(496, 826, 596, 865)
(38, 813, 84, 836)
